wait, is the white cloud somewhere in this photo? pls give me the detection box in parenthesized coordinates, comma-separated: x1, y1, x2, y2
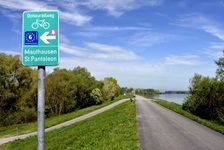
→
(173, 13, 224, 41)
(165, 54, 199, 65)
(0, 0, 92, 26)
(57, 57, 167, 86)
(0, 0, 163, 26)
(0, 50, 21, 55)
(59, 11, 92, 26)
(201, 49, 223, 59)
(199, 42, 224, 59)
(60, 42, 140, 60)
(158, 19, 224, 67)
(60, 44, 87, 57)
(85, 26, 149, 31)
(87, 42, 140, 60)
(74, 25, 150, 37)
(77, 0, 164, 17)
(130, 31, 177, 47)
(0, 0, 55, 11)
(209, 42, 224, 50)
(201, 26, 224, 40)
(174, 14, 209, 27)
(60, 34, 71, 44)
(74, 31, 100, 37)
(56, 55, 213, 90)
(86, 42, 124, 53)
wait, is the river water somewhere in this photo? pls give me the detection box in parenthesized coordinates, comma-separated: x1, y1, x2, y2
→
(144, 94, 188, 104)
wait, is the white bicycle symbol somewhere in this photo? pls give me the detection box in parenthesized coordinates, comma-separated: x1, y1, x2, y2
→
(31, 19, 50, 29)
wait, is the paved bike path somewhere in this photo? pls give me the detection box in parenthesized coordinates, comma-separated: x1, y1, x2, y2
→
(136, 96, 224, 150)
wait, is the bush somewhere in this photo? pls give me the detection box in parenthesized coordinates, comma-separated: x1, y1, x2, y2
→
(0, 107, 36, 126)
(90, 88, 103, 105)
(20, 107, 37, 123)
(183, 74, 224, 125)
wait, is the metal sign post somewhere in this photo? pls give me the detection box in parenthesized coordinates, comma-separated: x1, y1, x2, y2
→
(38, 66, 46, 150)
(22, 10, 59, 150)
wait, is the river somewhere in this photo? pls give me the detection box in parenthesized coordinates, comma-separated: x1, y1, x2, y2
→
(142, 94, 188, 104)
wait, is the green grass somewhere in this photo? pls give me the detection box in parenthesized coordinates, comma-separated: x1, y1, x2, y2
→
(152, 99, 224, 134)
(0, 94, 133, 138)
(2, 101, 140, 150)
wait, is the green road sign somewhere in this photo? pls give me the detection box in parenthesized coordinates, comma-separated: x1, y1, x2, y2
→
(22, 10, 59, 66)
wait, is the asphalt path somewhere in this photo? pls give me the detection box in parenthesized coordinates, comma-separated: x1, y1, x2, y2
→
(0, 99, 128, 146)
(136, 95, 224, 150)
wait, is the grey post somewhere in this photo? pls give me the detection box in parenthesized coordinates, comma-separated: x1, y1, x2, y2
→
(38, 66, 46, 150)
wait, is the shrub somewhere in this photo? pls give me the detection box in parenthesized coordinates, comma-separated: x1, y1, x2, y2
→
(183, 74, 224, 125)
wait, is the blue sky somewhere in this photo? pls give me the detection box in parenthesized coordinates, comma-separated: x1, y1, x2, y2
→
(0, 0, 224, 91)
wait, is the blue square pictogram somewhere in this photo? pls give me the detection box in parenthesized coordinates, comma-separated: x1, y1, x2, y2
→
(25, 31, 38, 45)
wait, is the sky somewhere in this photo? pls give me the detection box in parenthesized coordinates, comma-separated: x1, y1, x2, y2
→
(0, 0, 224, 91)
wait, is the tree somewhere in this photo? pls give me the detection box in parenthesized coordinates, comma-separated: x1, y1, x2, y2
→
(119, 87, 126, 95)
(0, 53, 36, 126)
(46, 69, 74, 115)
(102, 77, 120, 101)
(215, 50, 224, 81)
(90, 88, 103, 105)
(71, 67, 99, 108)
(46, 66, 102, 114)
(0, 53, 122, 125)
(183, 51, 224, 125)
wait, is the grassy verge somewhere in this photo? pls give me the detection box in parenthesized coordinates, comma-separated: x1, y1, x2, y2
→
(152, 99, 224, 134)
(0, 94, 133, 138)
(2, 101, 140, 150)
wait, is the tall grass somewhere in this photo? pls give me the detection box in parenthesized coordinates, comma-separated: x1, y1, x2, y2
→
(2, 101, 140, 150)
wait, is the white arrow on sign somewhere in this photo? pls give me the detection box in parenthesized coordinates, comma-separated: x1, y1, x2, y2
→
(40, 32, 56, 44)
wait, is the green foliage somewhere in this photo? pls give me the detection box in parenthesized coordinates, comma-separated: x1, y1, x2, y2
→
(135, 88, 160, 99)
(0, 53, 37, 126)
(46, 68, 74, 115)
(45, 67, 119, 114)
(183, 51, 224, 125)
(119, 87, 126, 95)
(2, 101, 140, 150)
(71, 67, 101, 108)
(215, 50, 224, 81)
(135, 88, 160, 95)
(102, 77, 120, 101)
(0, 53, 123, 127)
(90, 88, 103, 104)
(183, 74, 224, 124)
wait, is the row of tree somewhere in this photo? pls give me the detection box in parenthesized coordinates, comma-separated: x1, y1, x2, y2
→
(135, 88, 160, 95)
(45, 67, 120, 115)
(0, 53, 121, 126)
(164, 91, 189, 94)
(183, 51, 224, 125)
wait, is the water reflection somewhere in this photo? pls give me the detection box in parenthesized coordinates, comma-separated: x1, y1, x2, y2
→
(141, 94, 188, 104)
